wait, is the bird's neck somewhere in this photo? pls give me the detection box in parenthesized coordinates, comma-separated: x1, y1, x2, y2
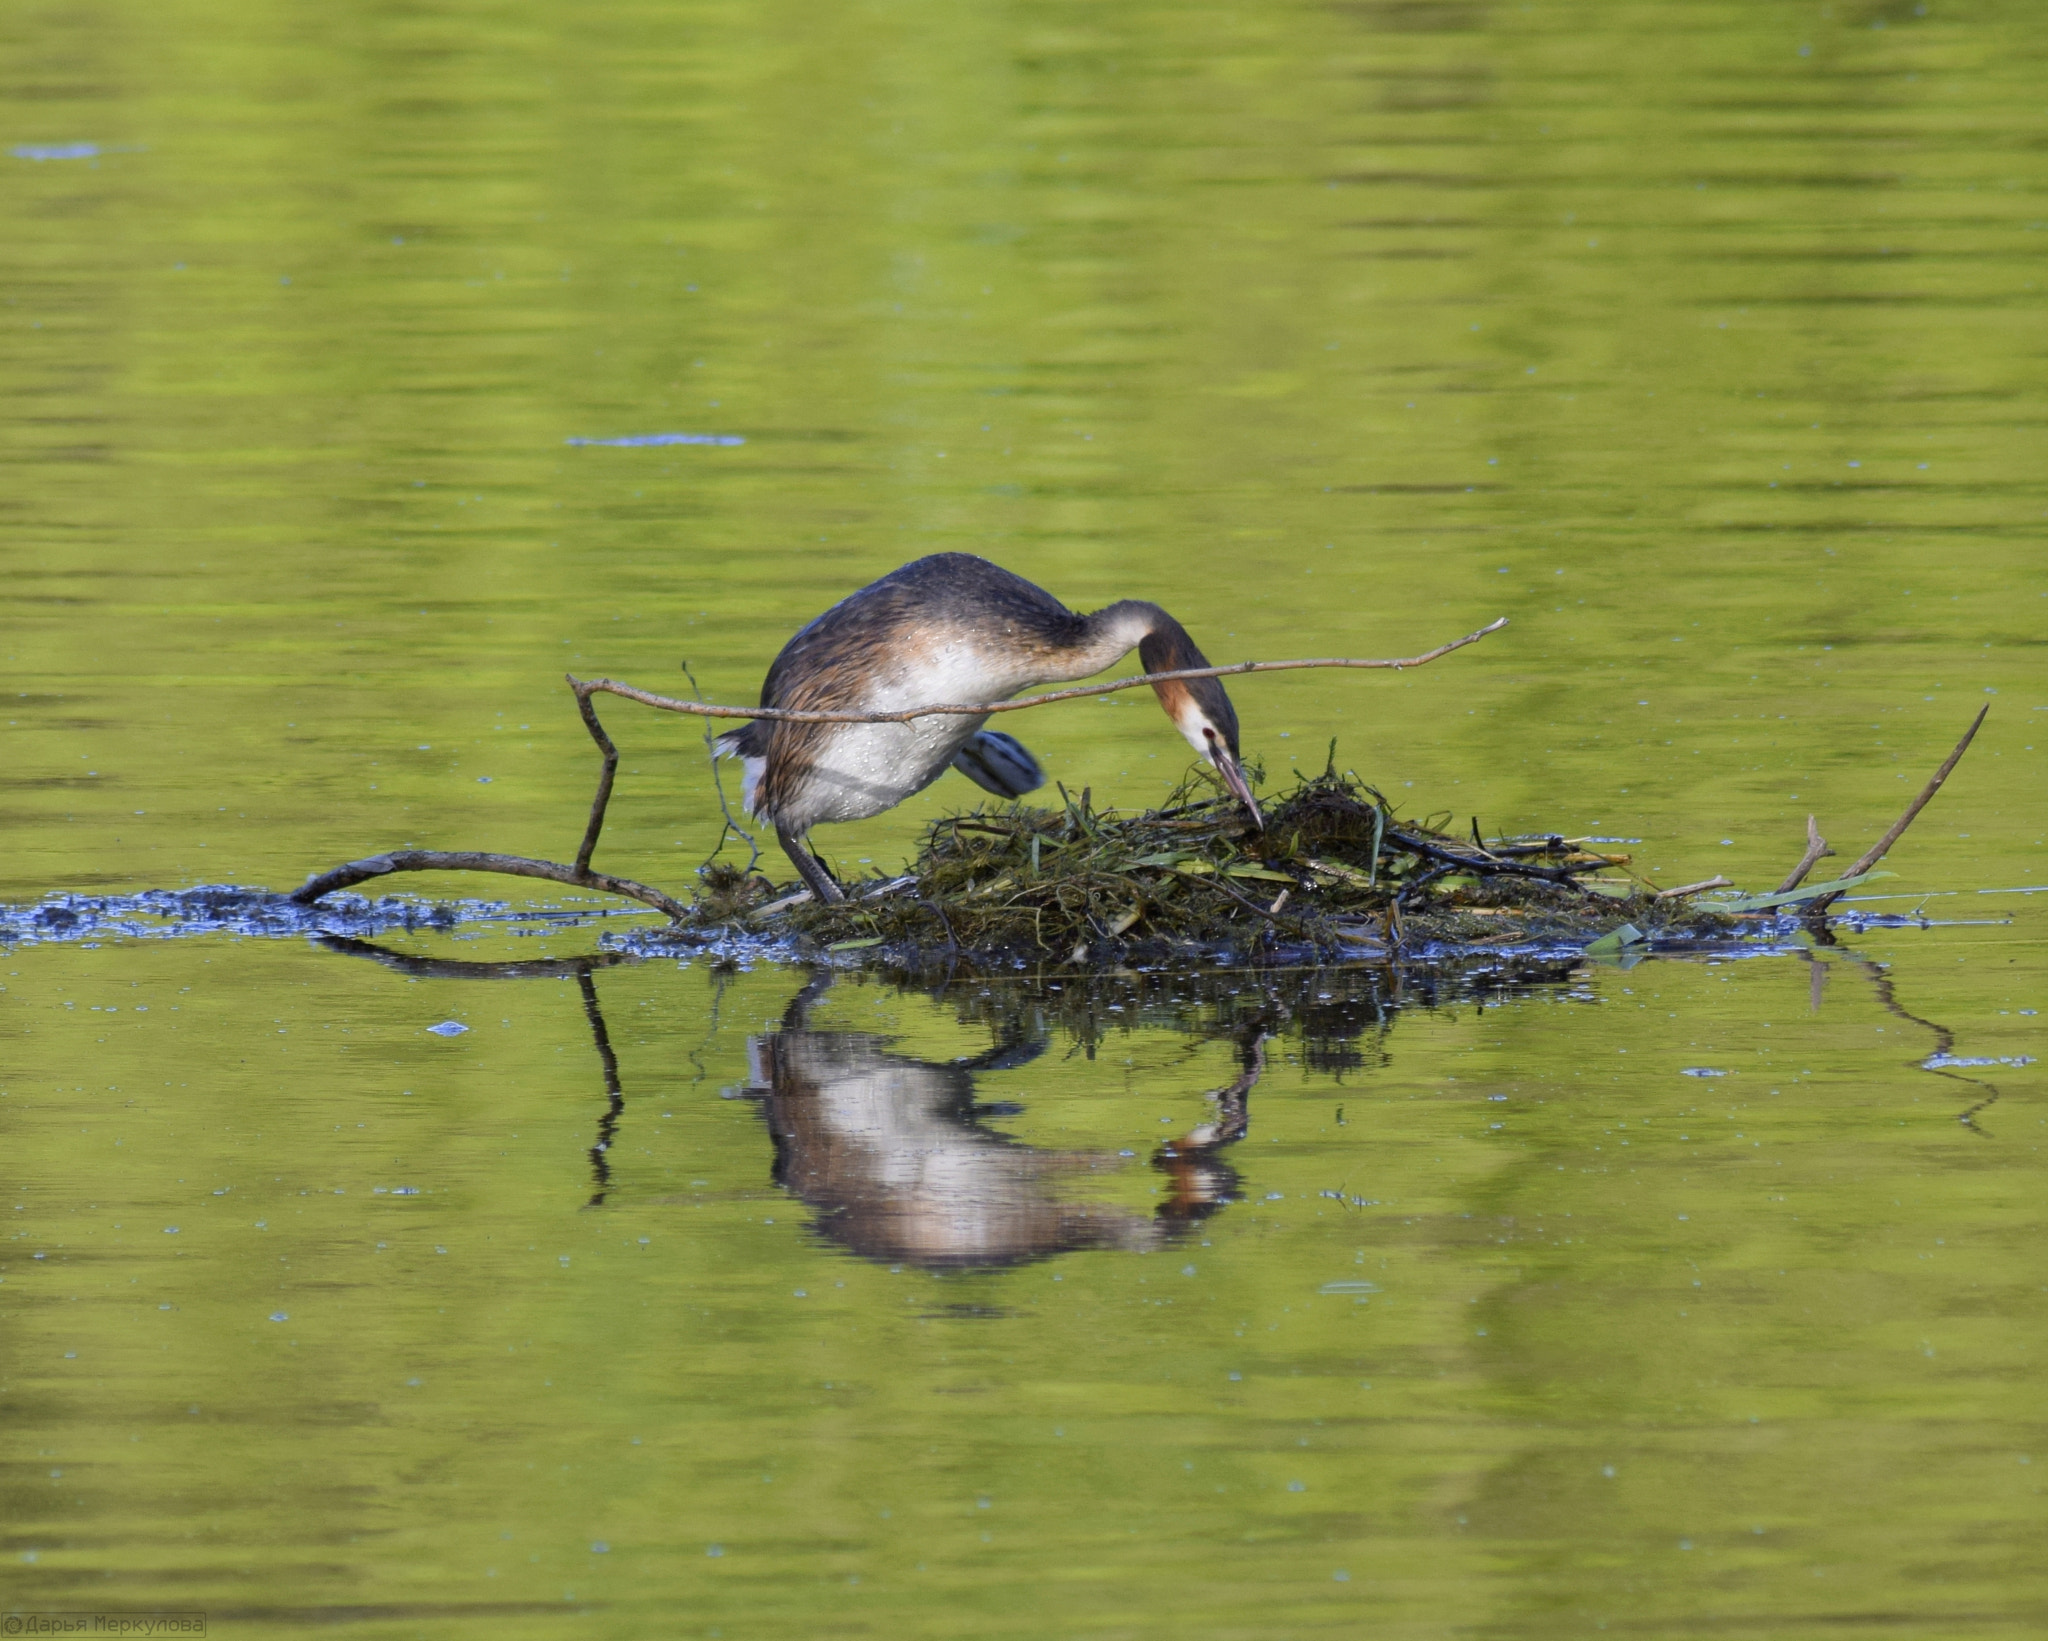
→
(1061, 601, 1218, 747)
(1062, 599, 1208, 679)
(1078, 599, 1214, 678)
(1134, 610, 1214, 678)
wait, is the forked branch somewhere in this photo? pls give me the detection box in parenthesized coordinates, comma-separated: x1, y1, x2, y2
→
(287, 678, 694, 919)
(1774, 815, 1834, 895)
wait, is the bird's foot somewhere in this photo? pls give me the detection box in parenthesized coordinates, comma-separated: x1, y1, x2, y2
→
(778, 828, 846, 904)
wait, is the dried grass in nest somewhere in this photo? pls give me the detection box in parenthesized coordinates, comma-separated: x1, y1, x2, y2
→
(690, 761, 1742, 963)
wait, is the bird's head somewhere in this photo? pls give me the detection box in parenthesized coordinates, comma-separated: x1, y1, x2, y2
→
(1157, 674, 1262, 829)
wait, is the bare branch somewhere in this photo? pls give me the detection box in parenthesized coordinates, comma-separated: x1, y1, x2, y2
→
(1807, 705, 1989, 914)
(289, 850, 690, 921)
(566, 617, 1509, 727)
(1774, 814, 1834, 895)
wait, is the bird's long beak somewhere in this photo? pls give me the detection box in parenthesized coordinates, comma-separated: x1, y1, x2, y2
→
(1211, 745, 1263, 829)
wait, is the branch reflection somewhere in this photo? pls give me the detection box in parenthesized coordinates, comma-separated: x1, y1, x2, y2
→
(1822, 949, 2005, 1136)
(314, 936, 635, 1200)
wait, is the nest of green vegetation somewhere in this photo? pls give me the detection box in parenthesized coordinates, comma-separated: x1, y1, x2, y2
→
(684, 763, 1749, 967)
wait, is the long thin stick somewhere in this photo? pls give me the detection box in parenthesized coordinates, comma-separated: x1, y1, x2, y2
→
(1808, 705, 1988, 914)
(289, 849, 690, 920)
(566, 617, 1508, 728)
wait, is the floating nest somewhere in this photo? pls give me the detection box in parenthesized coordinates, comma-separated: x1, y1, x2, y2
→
(282, 697, 1976, 972)
(684, 762, 1749, 967)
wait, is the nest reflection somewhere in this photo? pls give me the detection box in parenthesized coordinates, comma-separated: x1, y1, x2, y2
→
(313, 940, 1579, 1261)
(316, 936, 2012, 1276)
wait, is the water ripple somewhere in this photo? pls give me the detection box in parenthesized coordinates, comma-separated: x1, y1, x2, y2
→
(564, 432, 745, 447)
(12, 142, 100, 161)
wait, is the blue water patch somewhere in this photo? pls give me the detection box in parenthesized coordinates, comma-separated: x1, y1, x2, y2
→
(565, 432, 745, 448)
(13, 143, 99, 161)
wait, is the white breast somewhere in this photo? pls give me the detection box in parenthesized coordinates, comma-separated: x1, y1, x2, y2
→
(786, 639, 1030, 827)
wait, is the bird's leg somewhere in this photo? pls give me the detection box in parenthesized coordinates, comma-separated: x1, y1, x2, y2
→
(777, 825, 845, 904)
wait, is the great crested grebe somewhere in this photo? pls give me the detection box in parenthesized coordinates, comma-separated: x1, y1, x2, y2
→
(716, 552, 1259, 903)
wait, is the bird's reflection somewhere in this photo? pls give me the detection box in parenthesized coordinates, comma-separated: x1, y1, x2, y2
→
(734, 973, 1263, 1269)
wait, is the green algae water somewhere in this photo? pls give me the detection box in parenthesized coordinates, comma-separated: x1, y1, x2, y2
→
(4, 0, 2047, 1634)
